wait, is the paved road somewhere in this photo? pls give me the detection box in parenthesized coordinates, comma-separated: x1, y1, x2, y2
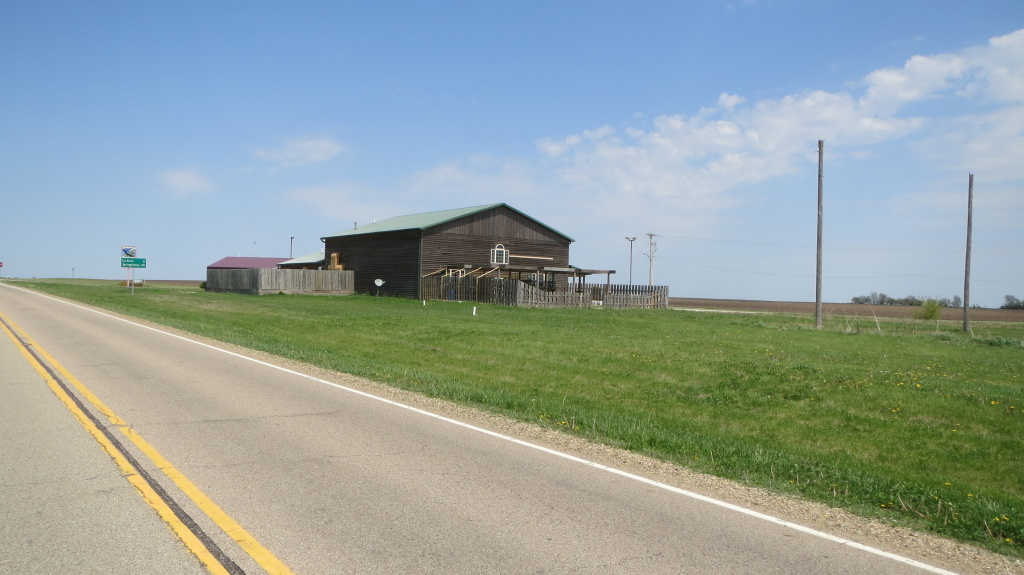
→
(0, 284, 955, 575)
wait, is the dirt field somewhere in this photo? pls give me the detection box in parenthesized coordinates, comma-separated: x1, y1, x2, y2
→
(149, 280, 204, 287)
(670, 298, 1024, 323)
(149, 281, 1023, 323)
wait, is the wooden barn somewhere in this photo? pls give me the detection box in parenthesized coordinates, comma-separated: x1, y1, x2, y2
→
(321, 204, 576, 299)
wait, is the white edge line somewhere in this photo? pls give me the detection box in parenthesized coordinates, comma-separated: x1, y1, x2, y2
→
(3, 283, 961, 575)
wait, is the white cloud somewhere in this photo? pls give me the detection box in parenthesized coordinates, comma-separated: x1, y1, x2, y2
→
(962, 28, 1024, 104)
(159, 168, 216, 197)
(254, 138, 347, 168)
(861, 53, 968, 115)
(533, 28, 1024, 217)
(716, 92, 745, 110)
(909, 30, 1024, 187)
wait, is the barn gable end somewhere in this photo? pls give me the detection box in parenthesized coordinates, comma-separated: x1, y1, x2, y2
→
(427, 205, 570, 243)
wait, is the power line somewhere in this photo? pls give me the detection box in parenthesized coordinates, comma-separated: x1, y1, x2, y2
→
(655, 234, 1022, 255)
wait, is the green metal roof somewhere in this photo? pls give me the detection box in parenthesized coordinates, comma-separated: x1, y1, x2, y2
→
(321, 203, 574, 242)
(279, 250, 325, 266)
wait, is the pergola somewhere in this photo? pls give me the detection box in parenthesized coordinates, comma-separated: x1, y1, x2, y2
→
(434, 263, 616, 292)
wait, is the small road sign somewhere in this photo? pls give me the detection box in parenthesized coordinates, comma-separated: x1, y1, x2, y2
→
(121, 257, 147, 268)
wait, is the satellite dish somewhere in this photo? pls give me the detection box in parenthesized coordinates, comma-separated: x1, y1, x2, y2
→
(374, 279, 384, 286)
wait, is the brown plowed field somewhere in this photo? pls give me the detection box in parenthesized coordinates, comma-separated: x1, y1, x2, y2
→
(669, 298, 1024, 322)
(149, 281, 1023, 322)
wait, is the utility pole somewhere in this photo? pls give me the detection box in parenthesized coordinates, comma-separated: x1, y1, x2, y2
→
(645, 233, 657, 286)
(815, 139, 824, 329)
(963, 173, 974, 332)
(290, 236, 295, 258)
(625, 237, 637, 285)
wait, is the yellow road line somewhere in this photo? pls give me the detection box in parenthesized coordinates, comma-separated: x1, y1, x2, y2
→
(0, 311, 296, 575)
(0, 314, 234, 575)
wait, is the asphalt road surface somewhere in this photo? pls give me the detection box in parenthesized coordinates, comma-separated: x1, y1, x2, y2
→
(0, 284, 958, 575)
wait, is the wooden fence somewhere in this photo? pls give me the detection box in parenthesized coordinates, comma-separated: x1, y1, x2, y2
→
(206, 269, 355, 295)
(420, 276, 668, 309)
(602, 283, 670, 309)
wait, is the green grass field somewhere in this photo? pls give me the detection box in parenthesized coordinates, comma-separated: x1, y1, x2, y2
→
(6, 278, 1023, 556)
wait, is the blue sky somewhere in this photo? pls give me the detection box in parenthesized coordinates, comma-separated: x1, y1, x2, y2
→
(1, 1, 1022, 307)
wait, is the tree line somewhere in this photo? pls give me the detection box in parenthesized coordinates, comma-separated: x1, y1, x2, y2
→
(1001, 295, 1024, 310)
(850, 293, 1024, 309)
(849, 293, 962, 307)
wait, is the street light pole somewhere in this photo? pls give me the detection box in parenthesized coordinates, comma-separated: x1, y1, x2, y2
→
(625, 237, 636, 285)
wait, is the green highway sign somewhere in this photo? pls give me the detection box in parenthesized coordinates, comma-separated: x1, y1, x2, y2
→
(121, 257, 147, 268)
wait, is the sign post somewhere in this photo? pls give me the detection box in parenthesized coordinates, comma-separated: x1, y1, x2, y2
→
(120, 246, 146, 294)
(0, 261, 4, 278)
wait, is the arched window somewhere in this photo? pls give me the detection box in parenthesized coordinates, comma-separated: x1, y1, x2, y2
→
(490, 244, 509, 265)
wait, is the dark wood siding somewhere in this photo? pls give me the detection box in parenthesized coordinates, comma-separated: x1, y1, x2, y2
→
(324, 230, 422, 298)
(431, 206, 569, 243)
(421, 233, 569, 273)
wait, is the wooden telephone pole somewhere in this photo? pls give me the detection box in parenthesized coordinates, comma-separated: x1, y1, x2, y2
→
(645, 233, 657, 286)
(963, 174, 974, 332)
(815, 140, 824, 329)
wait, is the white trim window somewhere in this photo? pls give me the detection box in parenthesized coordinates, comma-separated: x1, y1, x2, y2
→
(490, 244, 509, 265)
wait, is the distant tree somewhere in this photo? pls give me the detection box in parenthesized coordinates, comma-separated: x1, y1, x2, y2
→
(1002, 295, 1024, 310)
(916, 299, 941, 320)
(850, 293, 966, 308)
(894, 295, 923, 307)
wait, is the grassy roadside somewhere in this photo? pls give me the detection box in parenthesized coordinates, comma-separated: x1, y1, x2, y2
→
(6, 279, 1023, 557)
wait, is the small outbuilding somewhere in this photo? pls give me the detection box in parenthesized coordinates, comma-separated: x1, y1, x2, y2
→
(207, 257, 290, 270)
(205, 255, 352, 295)
(278, 251, 326, 270)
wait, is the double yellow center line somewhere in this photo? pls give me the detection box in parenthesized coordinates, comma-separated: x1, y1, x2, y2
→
(0, 311, 297, 575)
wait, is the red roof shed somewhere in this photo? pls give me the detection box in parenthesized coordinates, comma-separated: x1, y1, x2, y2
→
(207, 257, 290, 270)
